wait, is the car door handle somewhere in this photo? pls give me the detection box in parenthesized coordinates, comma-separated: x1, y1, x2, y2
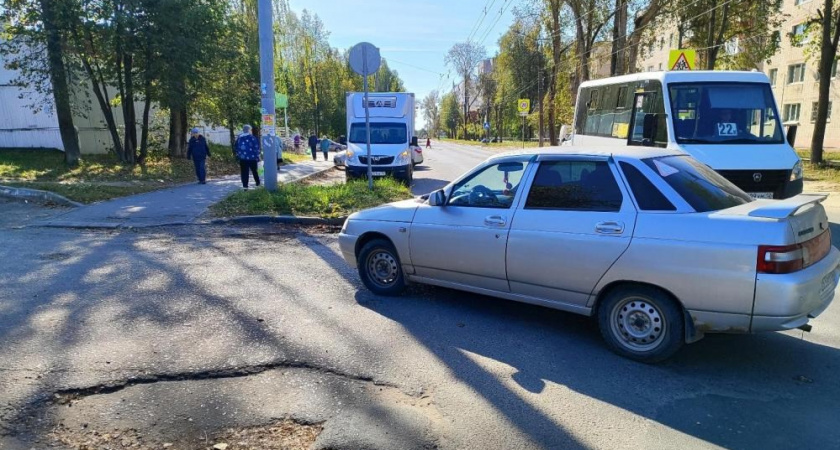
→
(595, 221, 624, 234)
(484, 215, 507, 226)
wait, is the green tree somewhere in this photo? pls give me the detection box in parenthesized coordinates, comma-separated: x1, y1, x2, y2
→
(798, 0, 840, 163)
(446, 41, 486, 139)
(1, 0, 82, 165)
(440, 91, 461, 138)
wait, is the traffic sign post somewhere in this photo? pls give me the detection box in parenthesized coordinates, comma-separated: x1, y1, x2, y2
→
(517, 99, 530, 148)
(349, 42, 381, 190)
(275, 93, 289, 137)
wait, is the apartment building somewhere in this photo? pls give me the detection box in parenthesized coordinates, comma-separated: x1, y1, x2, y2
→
(637, 0, 840, 148)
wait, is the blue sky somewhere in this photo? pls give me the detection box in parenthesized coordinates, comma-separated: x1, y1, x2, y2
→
(287, 0, 519, 126)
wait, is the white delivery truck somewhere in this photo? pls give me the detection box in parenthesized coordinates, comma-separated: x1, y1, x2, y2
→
(345, 92, 416, 184)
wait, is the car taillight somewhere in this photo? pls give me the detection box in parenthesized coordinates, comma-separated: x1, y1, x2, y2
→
(757, 229, 831, 274)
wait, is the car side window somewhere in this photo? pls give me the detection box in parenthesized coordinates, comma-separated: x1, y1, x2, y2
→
(619, 162, 676, 211)
(525, 160, 623, 211)
(449, 160, 529, 208)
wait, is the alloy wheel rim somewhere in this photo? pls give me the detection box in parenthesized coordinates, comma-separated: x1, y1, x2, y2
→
(367, 250, 398, 288)
(610, 296, 666, 351)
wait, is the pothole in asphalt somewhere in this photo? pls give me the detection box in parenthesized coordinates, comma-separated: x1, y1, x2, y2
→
(50, 418, 322, 450)
(26, 364, 439, 450)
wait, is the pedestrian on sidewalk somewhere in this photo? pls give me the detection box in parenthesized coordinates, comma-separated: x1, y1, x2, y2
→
(426, 137, 431, 148)
(319, 135, 330, 161)
(234, 124, 261, 190)
(308, 132, 318, 161)
(293, 134, 301, 151)
(187, 127, 211, 184)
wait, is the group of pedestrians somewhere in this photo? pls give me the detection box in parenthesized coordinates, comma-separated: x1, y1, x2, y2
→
(187, 126, 346, 189)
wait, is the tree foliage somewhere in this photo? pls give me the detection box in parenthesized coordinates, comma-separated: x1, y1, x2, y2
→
(1, 0, 403, 164)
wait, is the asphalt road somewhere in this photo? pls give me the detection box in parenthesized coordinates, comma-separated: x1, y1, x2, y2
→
(1, 141, 840, 449)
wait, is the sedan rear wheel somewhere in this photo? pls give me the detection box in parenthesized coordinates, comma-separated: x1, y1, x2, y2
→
(598, 286, 684, 363)
(358, 239, 406, 296)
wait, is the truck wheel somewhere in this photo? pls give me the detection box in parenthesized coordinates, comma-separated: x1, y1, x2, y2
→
(357, 239, 406, 296)
(598, 285, 684, 363)
(345, 171, 357, 183)
(403, 166, 413, 186)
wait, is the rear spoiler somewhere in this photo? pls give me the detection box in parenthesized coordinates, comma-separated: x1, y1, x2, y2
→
(748, 194, 828, 219)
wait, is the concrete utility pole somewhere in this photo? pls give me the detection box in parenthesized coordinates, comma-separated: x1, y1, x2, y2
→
(258, 0, 278, 191)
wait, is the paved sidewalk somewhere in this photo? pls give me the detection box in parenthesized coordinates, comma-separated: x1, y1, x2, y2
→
(35, 160, 333, 229)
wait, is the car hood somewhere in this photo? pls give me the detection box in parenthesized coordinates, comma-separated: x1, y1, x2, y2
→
(348, 199, 419, 222)
(677, 143, 799, 170)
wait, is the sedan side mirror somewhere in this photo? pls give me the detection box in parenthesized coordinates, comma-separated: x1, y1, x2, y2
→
(428, 189, 446, 206)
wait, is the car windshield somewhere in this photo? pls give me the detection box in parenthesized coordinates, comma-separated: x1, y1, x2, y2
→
(668, 82, 784, 145)
(644, 155, 753, 212)
(349, 122, 407, 144)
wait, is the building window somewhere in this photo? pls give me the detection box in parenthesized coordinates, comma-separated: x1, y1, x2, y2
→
(658, 62, 663, 70)
(669, 33, 675, 48)
(769, 68, 778, 85)
(811, 101, 832, 122)
(832, 59, 838, 78)
(788, 63, 806, 84)
(784, 103, 801, 122)
(795, 0, 812, 5)
(792, 23, 809, 46)
(647, 65, 654, 72)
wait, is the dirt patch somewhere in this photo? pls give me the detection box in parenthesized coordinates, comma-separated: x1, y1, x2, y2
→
(299, 167, 345, 186)
(50, 418, 321, 450)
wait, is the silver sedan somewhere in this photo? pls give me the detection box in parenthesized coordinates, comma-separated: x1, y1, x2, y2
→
(339, 147, 840, 362)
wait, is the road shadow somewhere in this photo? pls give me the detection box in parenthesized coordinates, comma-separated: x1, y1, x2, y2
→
(0, 227, 434, 447)
(351, 282, 840, 449)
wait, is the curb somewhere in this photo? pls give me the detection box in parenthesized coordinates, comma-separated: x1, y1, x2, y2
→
(209, 215, 346, 226)
(0, 184, 83, 207)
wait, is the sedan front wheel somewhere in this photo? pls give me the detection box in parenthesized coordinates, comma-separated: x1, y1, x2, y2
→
(598, 285, 684, 363)
(358, 238, 406, 296)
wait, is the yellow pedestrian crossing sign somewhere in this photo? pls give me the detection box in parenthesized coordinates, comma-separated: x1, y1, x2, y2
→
(517, 99, 530, 116)
(669, 49, 696, 71)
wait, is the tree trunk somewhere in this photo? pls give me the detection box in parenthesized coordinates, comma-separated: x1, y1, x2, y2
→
(610, 0, 628, 76)
(228, 122, 236, 152)
(548, 0, 562, 145)
(627, 0, 663, 72)
(139, 92, 151, 166)
(122, 52, 137, 164)
(39, 0, 80, 165)
(811, 0, 840, 164)
(463, 76, 469, 140)
(168, 106, 188, 158)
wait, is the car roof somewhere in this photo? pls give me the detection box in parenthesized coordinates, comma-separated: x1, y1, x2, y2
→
(489, 145, 684, 162)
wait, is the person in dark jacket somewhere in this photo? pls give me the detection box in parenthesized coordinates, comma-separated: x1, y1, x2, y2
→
(186, 127, 211, 184)
(234, 124, 261, 190)
(308, 132, 318, 161)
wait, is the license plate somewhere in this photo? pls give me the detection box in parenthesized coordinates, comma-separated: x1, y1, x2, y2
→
(749, 192, 774, 199)
(371, 171, 386, 176)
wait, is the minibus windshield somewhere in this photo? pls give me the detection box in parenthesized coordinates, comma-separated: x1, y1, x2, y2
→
(668, 82, 784, 145)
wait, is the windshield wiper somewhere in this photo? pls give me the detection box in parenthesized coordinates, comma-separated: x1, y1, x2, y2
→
(678, 138, 715, 144)
(718, 138, 761, 144)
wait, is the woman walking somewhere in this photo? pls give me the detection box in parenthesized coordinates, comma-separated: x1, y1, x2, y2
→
(234, 125, 261, 190)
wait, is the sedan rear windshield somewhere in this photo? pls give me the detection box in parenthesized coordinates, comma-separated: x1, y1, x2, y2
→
(644, 155, 752, 212)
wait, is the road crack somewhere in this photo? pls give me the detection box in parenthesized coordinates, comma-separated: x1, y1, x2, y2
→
(51, 359, 400, 403)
